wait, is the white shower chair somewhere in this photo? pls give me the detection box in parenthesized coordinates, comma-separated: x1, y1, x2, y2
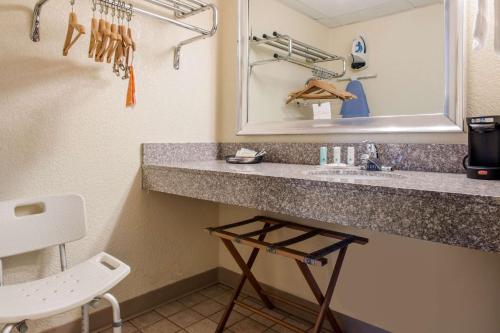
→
(0, 195, 130, 333)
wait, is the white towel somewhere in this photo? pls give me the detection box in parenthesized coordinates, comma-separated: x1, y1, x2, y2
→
(473, 0, 488, 50)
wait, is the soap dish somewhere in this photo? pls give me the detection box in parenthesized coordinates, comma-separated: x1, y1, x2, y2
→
(225, 155, 264, 164)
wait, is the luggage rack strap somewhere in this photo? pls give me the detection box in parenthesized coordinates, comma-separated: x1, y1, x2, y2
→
(207, 216, 367, 267)
(235, 222, 287, 242)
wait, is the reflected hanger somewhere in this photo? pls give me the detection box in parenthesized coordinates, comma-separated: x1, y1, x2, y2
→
(62, 0, 86, 56)
(286, 79, 357, 104)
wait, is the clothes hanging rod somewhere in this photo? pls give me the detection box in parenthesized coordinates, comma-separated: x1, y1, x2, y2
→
(274, 54, 344, 80)
(337, 74, 378, 82)
(30, 0, 218, 70)
(250, 32, 346, 79)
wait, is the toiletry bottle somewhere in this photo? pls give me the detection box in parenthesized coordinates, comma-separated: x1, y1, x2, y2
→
(347, 147, 355, 166)
(333, 147, 341, 165)
(320, 147, 328, 165)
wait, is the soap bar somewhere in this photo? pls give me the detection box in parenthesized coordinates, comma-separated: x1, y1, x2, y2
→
(236, 148, 257, 158)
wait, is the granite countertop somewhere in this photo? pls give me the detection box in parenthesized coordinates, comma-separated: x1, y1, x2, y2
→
(144, 161, 500, 205)
(143, 160, 500, 252)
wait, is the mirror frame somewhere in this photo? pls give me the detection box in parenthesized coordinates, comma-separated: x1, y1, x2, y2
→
(236, 0, 465, 135)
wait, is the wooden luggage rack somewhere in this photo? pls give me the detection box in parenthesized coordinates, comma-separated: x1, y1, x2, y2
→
(207, 216, 368, 333)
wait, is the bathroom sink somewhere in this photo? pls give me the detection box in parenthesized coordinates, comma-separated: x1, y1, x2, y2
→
(305, 168, 404, 181)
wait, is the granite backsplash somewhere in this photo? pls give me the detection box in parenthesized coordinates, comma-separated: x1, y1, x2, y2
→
(143, 143, 468, 174)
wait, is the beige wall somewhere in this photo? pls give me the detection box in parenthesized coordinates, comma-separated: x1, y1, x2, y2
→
(329, 4, 445, 117)
(0, 1, 220, 331)
(248, 0, 332, 122)
(217, 1, 500, 332)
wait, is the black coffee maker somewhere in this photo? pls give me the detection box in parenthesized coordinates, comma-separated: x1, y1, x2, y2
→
(464, 116, 500, 180)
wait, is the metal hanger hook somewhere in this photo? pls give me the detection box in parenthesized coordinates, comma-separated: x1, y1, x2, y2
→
(99, 1, 104, 17)
(90, 0, 96, 16)
(126, 3, 132, 23)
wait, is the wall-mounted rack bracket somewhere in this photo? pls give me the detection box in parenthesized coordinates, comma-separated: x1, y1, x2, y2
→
(30, 0, 218, 70)
(250, 31, 346, 80)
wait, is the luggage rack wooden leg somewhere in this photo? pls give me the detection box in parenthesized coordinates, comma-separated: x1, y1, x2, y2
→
(208, 216, 368, 333)
(215, 223, 274, 333)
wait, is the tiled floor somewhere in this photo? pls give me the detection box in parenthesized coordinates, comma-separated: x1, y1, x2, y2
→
(98, 283, 333, 333)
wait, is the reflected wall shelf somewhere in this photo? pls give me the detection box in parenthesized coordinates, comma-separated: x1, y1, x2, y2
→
(250, 31, 346, 79)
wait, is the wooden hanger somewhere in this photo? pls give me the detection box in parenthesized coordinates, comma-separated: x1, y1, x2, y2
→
(96, 20, 112, 62)
(127, 27, 136, 52)
(286, 79, 357, 104)
(123, 27, 135, 76)
(106, 22, 121, 63)
(114, 23, 132, 74)
(94, 18, 106, 61)
(62, 11, 86, 56)
(88, 17, 101, 58)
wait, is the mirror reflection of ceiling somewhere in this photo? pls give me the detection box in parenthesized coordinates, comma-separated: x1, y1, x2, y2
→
(277, 0, 444, 28)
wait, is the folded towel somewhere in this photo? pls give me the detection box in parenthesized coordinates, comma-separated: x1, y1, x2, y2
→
(340, 80, 370, 118)
(473, 0, 488, 50)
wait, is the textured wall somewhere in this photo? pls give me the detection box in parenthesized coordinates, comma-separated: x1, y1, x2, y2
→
(0, 1, 220, 331)
(467, 0, 500, 117)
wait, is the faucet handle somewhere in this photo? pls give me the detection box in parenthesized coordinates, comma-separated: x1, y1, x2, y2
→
(361, 141, 378, 158)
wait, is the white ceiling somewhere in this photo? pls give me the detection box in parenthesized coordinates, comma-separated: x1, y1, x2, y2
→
(277, 0, 443, 28)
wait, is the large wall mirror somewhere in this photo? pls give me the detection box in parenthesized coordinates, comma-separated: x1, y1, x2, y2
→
(237, 0, 465, 135)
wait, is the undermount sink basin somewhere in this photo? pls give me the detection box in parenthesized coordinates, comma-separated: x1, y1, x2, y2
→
(305, 168, 404, 181)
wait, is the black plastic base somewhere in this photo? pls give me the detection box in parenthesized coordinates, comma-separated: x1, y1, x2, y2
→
(466, 166, 500, 180)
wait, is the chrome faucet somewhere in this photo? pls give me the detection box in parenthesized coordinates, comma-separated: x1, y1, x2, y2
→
(360, 141, 383, 171)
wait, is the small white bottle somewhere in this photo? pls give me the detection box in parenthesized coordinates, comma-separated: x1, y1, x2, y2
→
(333, 147, 342, 165)
(347, 147, 356, 166)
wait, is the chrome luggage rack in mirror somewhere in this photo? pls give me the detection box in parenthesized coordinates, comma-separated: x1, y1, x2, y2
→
(250, 31, 346, 79)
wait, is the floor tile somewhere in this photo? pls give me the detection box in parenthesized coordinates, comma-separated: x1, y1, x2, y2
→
(229, 317, 269, 333)
(241, 297, 265, 309)
(141, 319, 182, 333)
(209, 309, 245, 327)
(168, 308, 204, 328)
(307, 327, 333, 332)
(100, 321, 138, 333)
(199, 284, 231, 298)
(212, 290, 236, 305)
(130, 311, 163, 328)
(178, 292, 209, 307)
(192, 298, 225, 317)
(271, 316, 313, 333)
(250, 307, 287, 327)
(156, 301, 187, 317)
(185, 318, 218, 333)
